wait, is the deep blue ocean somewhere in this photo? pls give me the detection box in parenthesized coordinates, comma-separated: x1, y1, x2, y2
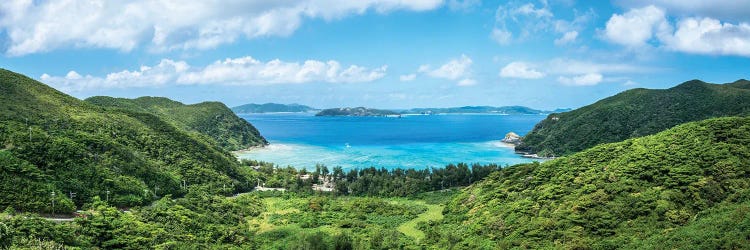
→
(235, 113, 546, 170)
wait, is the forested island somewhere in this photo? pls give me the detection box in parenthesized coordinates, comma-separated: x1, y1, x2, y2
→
(231, 103, 318, 114)
(2, 68, 749, 249)
(315, 107, 400, 117)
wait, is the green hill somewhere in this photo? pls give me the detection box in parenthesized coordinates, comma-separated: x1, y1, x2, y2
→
(426, 116, 750, 249)
(516, 79, 750, 156)
(0, 69, 255, 212)
(231, 103, 317, 113)
(85, 96, 267, 151)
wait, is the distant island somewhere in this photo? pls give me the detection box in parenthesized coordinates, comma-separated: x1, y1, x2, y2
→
(315, 105, 571, 117)
(405, 106, 570, 115)
(316, 107, 400, 117)
(231, 103, 317, 113)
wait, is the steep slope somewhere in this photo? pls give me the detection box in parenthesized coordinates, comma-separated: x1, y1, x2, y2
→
(0, 69, 254, 211)
(517, 79, 750, 156)
(86, 96, 267, 151)
(231, 103, 317, 113)
(427, 116, 750, 249)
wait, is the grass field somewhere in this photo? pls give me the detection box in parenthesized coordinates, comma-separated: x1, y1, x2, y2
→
(397, 201, 444, 241)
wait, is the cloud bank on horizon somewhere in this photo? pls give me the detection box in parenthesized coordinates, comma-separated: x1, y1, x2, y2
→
(1, 0, 749, 109)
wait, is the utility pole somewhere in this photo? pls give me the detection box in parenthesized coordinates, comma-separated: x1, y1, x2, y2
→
(69, 191, 76, 200)
(106, 189, 110, 202)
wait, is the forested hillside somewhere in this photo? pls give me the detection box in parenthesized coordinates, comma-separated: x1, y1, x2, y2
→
(85, 96, 267, 151)
(0, 69, 255, 211)
(517, 79, 750, 156)
(426, 116, 750, 249)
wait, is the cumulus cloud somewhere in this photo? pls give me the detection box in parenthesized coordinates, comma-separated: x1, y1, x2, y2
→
(417, 54, 475, 85)
(499, 62, 545, 79)
(494, 58, 652, 87)
(40, 56, 387, 92)
(557, 73, 603, 86)
(603, 5, 671, 47)
(399, 74, 417, 81)
(664, 17, 750, 56)
(603, 5, 750, 56)
(41, 59, 189, 92)
(616, 0, 750, 22)
(0, 0, 443, 56)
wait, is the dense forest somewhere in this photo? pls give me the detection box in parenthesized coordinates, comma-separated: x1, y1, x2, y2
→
(0, 69, 257, 211)
(517, 79, 750, 156)
(428, 116, 750, 249)
(243, 160, 503, 196)
(85, 96, 267, 151)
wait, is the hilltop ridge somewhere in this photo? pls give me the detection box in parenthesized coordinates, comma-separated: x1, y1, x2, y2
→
(86, 96, 267, 151)
(517, 79, 750, 156)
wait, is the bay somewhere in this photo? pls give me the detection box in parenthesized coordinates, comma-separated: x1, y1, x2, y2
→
(235, 113, 546, 170)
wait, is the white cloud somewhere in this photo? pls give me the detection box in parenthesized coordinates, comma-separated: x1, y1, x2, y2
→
(546, 58, 652, 75)
(499, 62, 545, 79)
(603, 5, 671, 47)
(492, 2, 593, 46)
(490, 28, 512, 45)
(557, 73, 603, 86)
(419, 54, 472, 79)
(0, 0, 444, 56)
(616, 0, 750, 22)
(41, 59, 189, 92)
(399, 74, 416, 81)
(40, 56, 387, 92)
(513, 3, 553, 18)
(554, 31, 578, 45)
(414, 54, 475, 85)
(664, 17, 750, 57)
(604, 5, 750, 57)
(448, 0, 481, 11)
(457, 78, 477, 86)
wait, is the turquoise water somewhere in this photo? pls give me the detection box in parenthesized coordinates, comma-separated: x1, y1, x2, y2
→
(235, 113, 546, 170)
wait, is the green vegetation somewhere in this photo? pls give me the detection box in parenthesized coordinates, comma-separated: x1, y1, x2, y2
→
(85, 96, 267, 151)
(231, 103, 317, 114)
(517, 79, 750, 156)
(397, 201, 443, 241)
(243, 160, 502, 196)
(426, 116, 750, 249)
(3, 68, 749, 249)
(0, 68, 256, 211)
(316, 107, 399, 117)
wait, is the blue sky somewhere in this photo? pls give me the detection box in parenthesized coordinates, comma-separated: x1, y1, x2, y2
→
(1, 0, 749, 110)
